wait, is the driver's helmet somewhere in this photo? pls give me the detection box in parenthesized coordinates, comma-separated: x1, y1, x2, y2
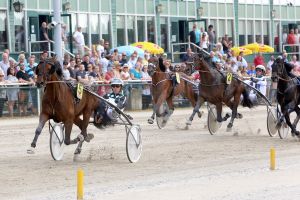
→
(110, 78, 124, 87)
(255, 65, 266, 73)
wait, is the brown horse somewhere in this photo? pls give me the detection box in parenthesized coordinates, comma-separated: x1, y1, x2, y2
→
(147, 57, 202, 127)
(192, 52, 254, 129)
(27, 58, 100, 156)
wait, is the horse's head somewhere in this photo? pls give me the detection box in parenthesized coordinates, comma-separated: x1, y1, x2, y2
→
(192, 52, 207, 71)
(35, 57, 63, 88)
(147, 63, 156, 76)
(271, 57, 290, 80)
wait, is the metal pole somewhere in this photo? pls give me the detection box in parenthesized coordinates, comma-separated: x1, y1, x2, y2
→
(53, 0, 62, 65)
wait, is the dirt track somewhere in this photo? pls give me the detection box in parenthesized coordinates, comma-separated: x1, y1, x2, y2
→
(1, 106, 300, 200)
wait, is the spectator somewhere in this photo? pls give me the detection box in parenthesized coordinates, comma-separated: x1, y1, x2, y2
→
(224, 58, 233, 72)
(194, 25, 201, 47)
(89, 50, 99, 65)
(39, 22, 50, 51)
(16, 54, 26, 71)
(97, 39, 105, 58)
(247, 64, 256, 77)
(90, 65, 103, 81)
(40, 50, 48, 61)
(287, 29, 296, 53)
(215, 42, 224, 55)
(111, 49, 119, 61)
(26, 56, 37, 79)
(62, 61, 75, 81)
(76, 64, 89, 84)
(142, 50, 150, 66)
(119, 53, 128, 66)
(188, 24, 196, 48)
(141, 65, 152, 110)
(103, 41, 111, 56)
(69, 58, 77, 78)
(112, 61, 122, 79)
(0, 70, 7, 117)
(208, 25, 216, 52)
(290, 55, 300, 76)
(222, 34, 232, 55)
(266, 55, 275, 75)
(121, 64, 131, 81)
(81, 54, 91, 71)
(0, 53, 9, 79)
(182, 48, 193, 62)
(200, 32, 209, 52)
(295, 28, 300, 51)
(6, 67, 19, 117)
(127, 53, 138, 69)
(61, 24, 67, 51)
(100, 54, 109, 74)
(130, 62, 142, 80)
(253, 52, 265, 67)
(73, 26, 85, 57)
(4, 49, 16, 64)
(16, 63, 34, 116)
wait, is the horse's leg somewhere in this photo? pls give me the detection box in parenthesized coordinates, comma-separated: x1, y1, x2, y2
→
(27, 113, 49, 153)
(292, 106, 300, 130)
(166, 95, 174, 116)
(64, 121, 80, 145)
(281, 104, 299, 136)
(186, 96, 204, 125)
(225, 99, 239, 129)
(216, 103, 224, 123)
(147, 104, 156, 124)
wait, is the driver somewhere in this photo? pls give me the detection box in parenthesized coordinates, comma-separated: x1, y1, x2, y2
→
(93, 78, 127, 128)
(251, 65, 267, 96)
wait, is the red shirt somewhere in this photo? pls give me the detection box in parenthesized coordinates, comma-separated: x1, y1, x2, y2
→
(287, 33, 296, 44)
(253, 56, 264, 67)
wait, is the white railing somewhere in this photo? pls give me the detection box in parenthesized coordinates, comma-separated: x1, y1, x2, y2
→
(282, 44, 300, 58)
(171, 42, 209, 62)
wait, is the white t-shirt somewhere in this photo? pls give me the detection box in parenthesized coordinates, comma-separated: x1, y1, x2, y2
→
(96, 45, 104, 57)
(73, 31, 85, 46)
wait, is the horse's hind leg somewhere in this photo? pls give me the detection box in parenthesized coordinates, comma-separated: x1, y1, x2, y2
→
(28, 113, 49, 153)
(186, 97, 204, 125)
(292, 106, 300, 131)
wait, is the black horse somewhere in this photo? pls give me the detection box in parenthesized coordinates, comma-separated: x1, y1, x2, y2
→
(271, 58, 300, 136)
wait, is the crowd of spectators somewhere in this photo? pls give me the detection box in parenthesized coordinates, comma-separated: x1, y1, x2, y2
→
(0, 39, 155, 117)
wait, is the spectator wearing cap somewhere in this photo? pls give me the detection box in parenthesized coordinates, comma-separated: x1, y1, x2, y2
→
(119, 53, 128, 66)
(62, 61, 76, 81)
(0, 53, 9, 79)
(73, 26, 85, 57)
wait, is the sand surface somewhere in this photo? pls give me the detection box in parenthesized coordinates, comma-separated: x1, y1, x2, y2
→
(1, 106, 300, 200)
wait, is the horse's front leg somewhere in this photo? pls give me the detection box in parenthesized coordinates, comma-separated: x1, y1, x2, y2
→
(225, 97, 239, 130)
(27, 113, 49, 153)
(166, 95, 174, 116)
(147, 105, 156, 124)
(292, 106, 300, 130)
(215, 103, 224, 123)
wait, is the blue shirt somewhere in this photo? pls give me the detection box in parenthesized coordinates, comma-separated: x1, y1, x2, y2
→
(129, 68, 142, 79)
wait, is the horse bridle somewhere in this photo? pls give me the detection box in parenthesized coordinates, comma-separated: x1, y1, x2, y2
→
(37, 59, 63, 86)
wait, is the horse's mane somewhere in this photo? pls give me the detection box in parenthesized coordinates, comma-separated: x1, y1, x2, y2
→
(158, 57, 166, 72)
(44, 57, 63, 78)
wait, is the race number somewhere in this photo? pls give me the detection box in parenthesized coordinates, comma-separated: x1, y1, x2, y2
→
(176, 72, 180, 84)
(226, 73, 232, 84)
(77, 83, 84, 99)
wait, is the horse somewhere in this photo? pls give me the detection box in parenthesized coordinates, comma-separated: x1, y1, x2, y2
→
(147, 57, 202, 127)
(192, 52, 254, 129)
(27, 57, 101, 156)
(271, 58, 300, 136)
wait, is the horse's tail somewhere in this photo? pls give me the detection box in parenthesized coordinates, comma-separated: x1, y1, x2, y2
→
(241, 86, 254, 108)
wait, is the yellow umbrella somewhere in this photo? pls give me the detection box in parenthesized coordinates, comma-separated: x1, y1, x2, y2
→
(131, 42, 164, 54)
(230, 47, 253, 57)
(241, 43, 274, 53)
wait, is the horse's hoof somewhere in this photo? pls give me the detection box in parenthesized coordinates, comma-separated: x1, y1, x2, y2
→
(27, 147, 35, 154)
(186, 120, 192, 126)
(147, 119, 154, 124)
(236, 113, 243, 119)
(227, 123, 233, 131)
(184, 125, 189, 130)
(85, 133, 94, 143)
(197, 111, 203, 118)
(78, 134, 84, 142)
